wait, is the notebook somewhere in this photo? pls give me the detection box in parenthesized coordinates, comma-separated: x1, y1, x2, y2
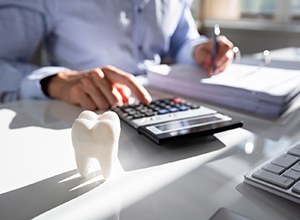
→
(146, 64, 300, 118)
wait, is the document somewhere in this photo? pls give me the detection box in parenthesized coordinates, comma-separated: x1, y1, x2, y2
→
(146, 64, 300, 118)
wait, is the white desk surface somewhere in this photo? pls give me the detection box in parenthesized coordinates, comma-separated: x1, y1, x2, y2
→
(1, 87, 300, 220)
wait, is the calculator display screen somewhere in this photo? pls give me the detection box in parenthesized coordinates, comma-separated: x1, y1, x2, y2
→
(138, 112, 242, 144)
(153, 115, 226, 133)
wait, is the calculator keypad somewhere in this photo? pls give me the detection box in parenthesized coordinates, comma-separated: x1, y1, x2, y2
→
(112, 98, 200, 120)
(112, 97, 218, 128)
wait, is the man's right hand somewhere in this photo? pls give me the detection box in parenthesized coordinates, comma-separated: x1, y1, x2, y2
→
(47, 65, 152, 110)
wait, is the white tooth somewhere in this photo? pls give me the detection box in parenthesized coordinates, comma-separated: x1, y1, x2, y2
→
(71, 110, 121, 180)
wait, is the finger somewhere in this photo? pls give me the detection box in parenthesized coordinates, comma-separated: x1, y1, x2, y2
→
(114, 83, 131, 104)
(80, 76, 110, 109)
(111, 87, 124, 107)
(194, 41, 212, 65)
(215, 36, 234, 63)
(101, 66, 152, 104)
(69, 84, 97, 110)
(216, 50, 234, 74)
(90, 68, 123, 106)
(194, 42, 216, 77)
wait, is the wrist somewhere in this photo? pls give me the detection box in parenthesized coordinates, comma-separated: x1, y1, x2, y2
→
(193, 44, 203, 65)
(47, 71, 78, 99)
(40, 74, 57, 97)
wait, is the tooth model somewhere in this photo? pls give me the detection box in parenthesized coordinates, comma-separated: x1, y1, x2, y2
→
(71, 110, 121, 180)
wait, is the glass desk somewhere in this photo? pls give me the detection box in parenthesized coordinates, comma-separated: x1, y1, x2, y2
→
(1, 87, 300, 220)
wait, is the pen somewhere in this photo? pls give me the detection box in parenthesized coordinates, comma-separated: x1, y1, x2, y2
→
(211, 24, 220, 76)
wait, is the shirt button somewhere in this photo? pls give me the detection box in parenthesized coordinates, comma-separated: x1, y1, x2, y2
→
(138, 45, 143, 51)
(137, 7, 143, 13)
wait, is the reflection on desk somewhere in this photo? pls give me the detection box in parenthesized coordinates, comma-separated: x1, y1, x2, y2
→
(1, 96, 300, 220)
(241, 47, 300, 70)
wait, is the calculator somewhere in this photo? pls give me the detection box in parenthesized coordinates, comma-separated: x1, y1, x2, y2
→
(112, 97, 243, 144)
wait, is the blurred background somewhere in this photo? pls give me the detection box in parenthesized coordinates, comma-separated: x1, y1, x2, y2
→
(190, 0, 300, 55)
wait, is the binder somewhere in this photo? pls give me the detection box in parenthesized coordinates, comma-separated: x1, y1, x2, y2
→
(146, 64, 300, 118)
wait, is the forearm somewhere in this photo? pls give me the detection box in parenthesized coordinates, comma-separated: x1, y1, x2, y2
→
(175, 37, 208, 66)
(169, 3, 208, 65)
(20, 66, 71, 100)
(0, 59, 70, 103)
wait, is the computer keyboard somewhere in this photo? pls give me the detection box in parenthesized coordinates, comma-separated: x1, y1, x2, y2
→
(244, 142, 300, 204)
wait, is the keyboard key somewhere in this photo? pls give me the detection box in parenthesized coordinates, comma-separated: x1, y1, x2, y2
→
(262, 163, 285, 174)
(291, 163, 300, 172)
(294, 143, 300, 149)
(292, 182, 300, 194)
(271, 154, 299, 168)
(252, 169, 295, 189)
(288, 147, 300, 157)
(244, 142, 300, 205)
(282, 169, 300, 180)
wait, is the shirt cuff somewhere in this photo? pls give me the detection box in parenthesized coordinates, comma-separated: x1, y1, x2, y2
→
(175, 36, 208, 66)
(20, 66, 71, 100)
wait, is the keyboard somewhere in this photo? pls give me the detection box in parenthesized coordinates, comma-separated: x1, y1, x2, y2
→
(244, 142, 300, 204)
(112, 97, 243, 144)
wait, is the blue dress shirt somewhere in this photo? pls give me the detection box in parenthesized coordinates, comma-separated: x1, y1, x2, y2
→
(0, 0, 207, 102)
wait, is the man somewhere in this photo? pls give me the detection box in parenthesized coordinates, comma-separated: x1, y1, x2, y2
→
(0, 0, 234, 110)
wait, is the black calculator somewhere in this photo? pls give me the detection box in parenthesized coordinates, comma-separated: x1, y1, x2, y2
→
(112, 97, 243, 144)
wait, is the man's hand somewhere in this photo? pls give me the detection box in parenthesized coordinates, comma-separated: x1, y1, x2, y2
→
(193, 35, 234, 76)
(47, 66, 152, 110)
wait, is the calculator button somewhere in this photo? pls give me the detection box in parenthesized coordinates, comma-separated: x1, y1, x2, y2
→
(179, 106, 189, 111)
(168, 107, 179, 113)
(112, 97, 218, 128)
(126, 115, 134, 120)
(122, 113, 130, 117)
(185, 103, 200, 109)
(157, 109, 169, 114)
(124, 108, 136, 113)
(132, 113, 145, 119)
(145, 112, 156, 117)
(171, 97, 184, 103)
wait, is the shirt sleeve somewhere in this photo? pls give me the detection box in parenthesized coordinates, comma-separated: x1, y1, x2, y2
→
(169, 3, 208, 66)
(20, 66, 71, 100)
(0, 3, 69, 103)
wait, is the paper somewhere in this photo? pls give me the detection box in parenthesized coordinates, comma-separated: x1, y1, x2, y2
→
(146, 64, 300, 118)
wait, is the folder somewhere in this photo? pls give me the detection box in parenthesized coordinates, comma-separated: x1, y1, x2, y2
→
(146, 64, 300, 118)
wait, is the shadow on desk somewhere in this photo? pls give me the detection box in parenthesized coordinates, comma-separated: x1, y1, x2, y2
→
(0, 100, 82, 130)
(119, 122, 226, 171)
(0, 169, 103, 220)
(236, 183, 300, 220)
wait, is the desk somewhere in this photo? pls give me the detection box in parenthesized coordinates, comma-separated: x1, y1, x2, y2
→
(241, 47, 300, 70)
(1, 87, 300, 220)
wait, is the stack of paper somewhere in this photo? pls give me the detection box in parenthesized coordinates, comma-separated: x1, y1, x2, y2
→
(146, 64, 300, 118)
